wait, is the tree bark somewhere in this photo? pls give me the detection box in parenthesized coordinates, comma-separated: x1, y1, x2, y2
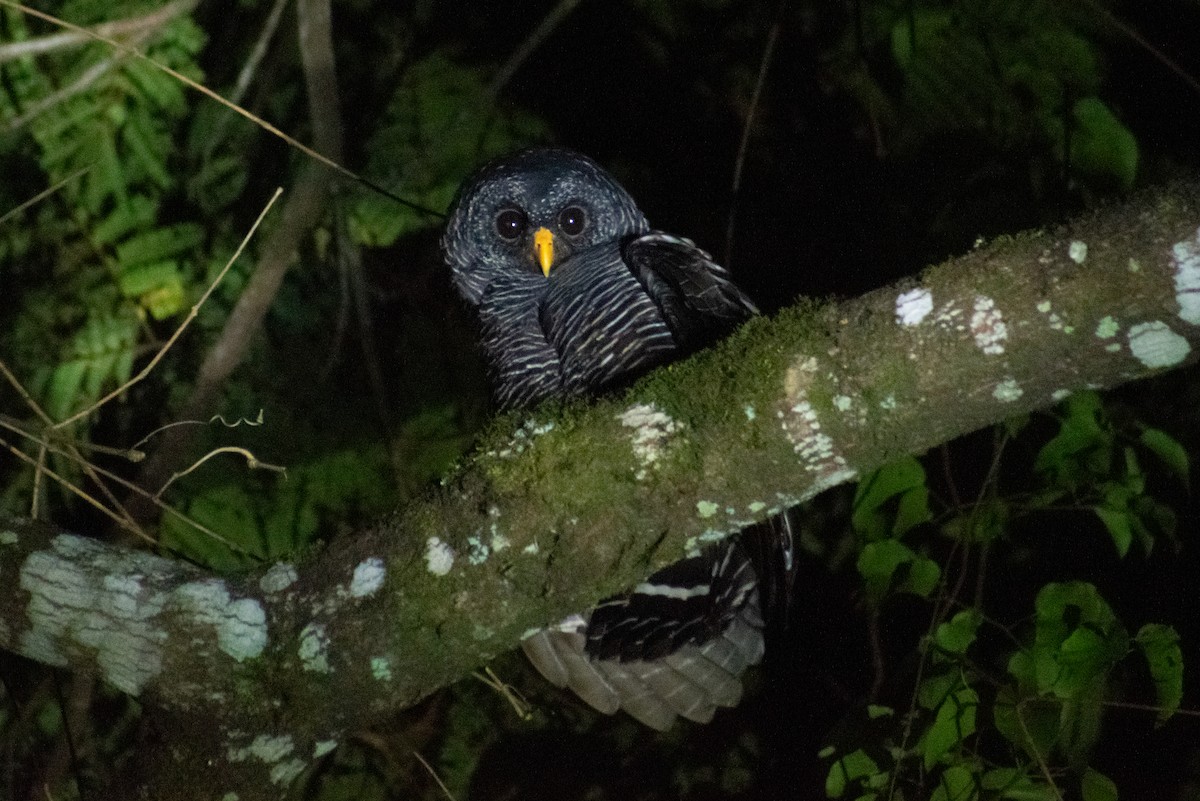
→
(2, 181, 1198, 798)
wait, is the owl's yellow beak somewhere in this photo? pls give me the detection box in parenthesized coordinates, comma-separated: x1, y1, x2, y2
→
(534, 227, 554, 277)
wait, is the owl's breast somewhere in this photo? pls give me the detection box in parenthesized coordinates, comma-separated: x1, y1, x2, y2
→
(543, 247, 679, 397)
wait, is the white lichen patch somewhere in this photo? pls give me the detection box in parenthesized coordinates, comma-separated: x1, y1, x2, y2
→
(1069, 240, 1088, 264)
(173, 580, 267, 662)
(971, 296, 1008, 355)
(895, 288, 934, 326)
(259, 562, 298, 594)
(270, 758, 307, 786)
(744, 404, 756, 421)
(313, 740, 338, 758)
(222, 794, 240, 801)
(696, 500, 719, 518)
(298, 622, 331, 673)
(490, 418, 557, 459)
(17, 534, 185, 694)
(466, 535, 489, 565)
(227, 733, 306, 786)
(880, 394, 897, 410)
(1036, 300, 1069, 332)
(1051, 389, 1071, 401)
(1127, 321, 1191, 368)
(0, 530, 17, 546)
(371, 656, 392, 681)
(833, 395, 853, 412)
(748, 501, 766, 514)
(933, 301, 966, 333)
(490, 532, 511, 553)
(1095, 316, 1119, 339)
(1128, 258, 1141, 273)
(780, 398, 849, 477)
(993, 378, 1024, 403)
(1172, 227, 1200, 325)
(349, 558, 385, 598)
(521, 541, 539, 555)
(617, 403, 683, 479)
(424, 537, 455, 576)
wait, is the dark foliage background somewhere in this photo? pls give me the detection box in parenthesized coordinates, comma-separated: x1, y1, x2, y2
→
(0, 0, 1198, 798)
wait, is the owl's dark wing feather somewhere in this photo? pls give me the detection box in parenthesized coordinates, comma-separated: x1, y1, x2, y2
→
(521, 512, 795, 730)
(623, 232, 758, 351)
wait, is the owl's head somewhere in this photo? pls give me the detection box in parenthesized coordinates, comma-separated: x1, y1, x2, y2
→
(442, 147, 649, 305)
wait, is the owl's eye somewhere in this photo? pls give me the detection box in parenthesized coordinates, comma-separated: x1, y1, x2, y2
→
(495, 208, 527, 241)
(558, 206, 587, 236)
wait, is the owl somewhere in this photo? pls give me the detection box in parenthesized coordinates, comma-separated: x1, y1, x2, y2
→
(443, 147, 789, 729)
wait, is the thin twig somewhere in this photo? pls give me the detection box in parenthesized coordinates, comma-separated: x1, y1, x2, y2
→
(412, 751, 457, 801)
(725, 4, 784, 268)
(226, 0, 290, 110)
(155, 446, 286, 499)
(0, 360, 54, 425)
(1078, 0, 1200, 100)
(0, 0, 195, 63)
(1015, 700, 1065, 801)
(129, 411, 263, 452)
(0, 168, 88, 228)
(0, 435, 152, 544)
(1102, 700, 1200, 718)
(485, 0, 582, 103)
(53, 187, 283, 429)
(0, 418, 255, 554)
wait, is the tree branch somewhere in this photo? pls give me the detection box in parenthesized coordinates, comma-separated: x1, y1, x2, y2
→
(2, 181, 1199, 798)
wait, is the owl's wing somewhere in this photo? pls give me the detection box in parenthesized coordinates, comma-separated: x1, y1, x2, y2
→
(521, 513, 795, 730)
(622, 232, 759, 350)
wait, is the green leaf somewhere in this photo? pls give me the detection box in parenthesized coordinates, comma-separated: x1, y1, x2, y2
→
(1032, 582, 1126, 698)
(114, 224, 205, 267)
(853, 457, 930, 540)
(993, 688, 1060, 763)
(857, 538, 942, 603)
(919, 672, 960, 712)
(921, 686, 978, 769)
(117, 260, 187, 320)
(905, 554, 942, 598)
(1092, 505, 1132, 557)
(1139, 426, 1190, 485)
(981, 767, 1061, 800)
(935, 610, 982, 660)
(950, 498, 1009, 544)
(1135, 624, 1183, 725)
(824, 748, 881, 799)
(1034, 392, 1111, 490)
(1070, 98, 1138, 192)
(45, 359, 87, 421)
(931, 765, 978, 801)
(1081, 768, 1118, 801)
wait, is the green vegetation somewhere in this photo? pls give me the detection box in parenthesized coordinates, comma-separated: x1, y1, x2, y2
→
(0, 0, 1195, 798)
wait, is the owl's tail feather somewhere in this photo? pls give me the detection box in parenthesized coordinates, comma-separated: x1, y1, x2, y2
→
(520, 595, 765, 730)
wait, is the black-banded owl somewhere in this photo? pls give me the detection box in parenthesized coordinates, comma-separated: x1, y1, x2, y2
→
(443, 147, 791, 729)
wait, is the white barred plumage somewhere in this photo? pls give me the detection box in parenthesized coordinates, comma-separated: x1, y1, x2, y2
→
(443, 147, 789, 729)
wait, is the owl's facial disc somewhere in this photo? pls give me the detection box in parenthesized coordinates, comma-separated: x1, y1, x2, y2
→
(534, 228, 555, 277)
